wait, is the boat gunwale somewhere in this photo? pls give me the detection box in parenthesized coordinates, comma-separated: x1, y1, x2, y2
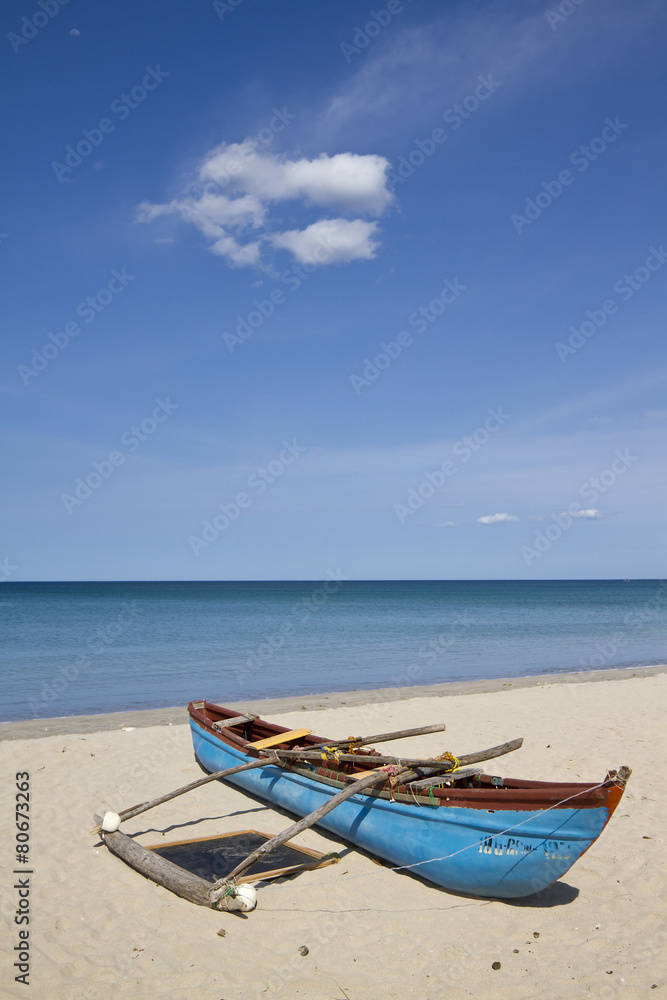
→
(188, 701, 623, 813)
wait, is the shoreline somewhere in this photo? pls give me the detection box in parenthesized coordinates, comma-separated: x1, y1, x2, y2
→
(2, 661, 665, 741)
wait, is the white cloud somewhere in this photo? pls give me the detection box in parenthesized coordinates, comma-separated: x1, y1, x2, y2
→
(567, 508, 604, 519)
(136, 191, 266, 267)
(137, 139, 393, 269)
(270, 218, 379, 264)
(316, 1, 656, 149)
(438, 521, 457, 527)
(477, 513, 518, 524)
(210, 235, 262, 267)
(200, 142, 392, 215)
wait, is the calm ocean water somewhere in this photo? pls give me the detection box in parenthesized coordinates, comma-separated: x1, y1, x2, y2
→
(0, 580, 665, 722)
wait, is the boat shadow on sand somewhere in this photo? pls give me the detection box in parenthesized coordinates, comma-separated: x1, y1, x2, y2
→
(342, 842, 579, 908)
(120, 804, 271, 839)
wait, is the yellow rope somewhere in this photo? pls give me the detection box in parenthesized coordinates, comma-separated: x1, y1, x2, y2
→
(436, 751, 460, 770)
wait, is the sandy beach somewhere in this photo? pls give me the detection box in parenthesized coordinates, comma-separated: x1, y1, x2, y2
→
(1, 666, 665, 999)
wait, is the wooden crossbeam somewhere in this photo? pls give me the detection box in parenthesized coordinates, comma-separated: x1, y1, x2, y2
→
(407, 767, 484, 789)
(211, 714, 258, 731)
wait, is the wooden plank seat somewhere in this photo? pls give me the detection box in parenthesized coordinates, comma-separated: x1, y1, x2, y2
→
(247, 728, 312, 750)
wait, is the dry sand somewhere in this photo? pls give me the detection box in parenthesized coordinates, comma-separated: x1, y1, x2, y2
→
(1, 667, 665, 999)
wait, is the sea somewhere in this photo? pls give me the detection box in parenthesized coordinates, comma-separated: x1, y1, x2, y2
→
(0, 580, 665, 723)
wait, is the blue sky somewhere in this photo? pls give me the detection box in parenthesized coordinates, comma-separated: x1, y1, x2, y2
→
(2, 0, 665, 581)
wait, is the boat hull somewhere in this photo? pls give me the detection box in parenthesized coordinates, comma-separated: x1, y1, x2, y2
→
(190, 719, 614, 898)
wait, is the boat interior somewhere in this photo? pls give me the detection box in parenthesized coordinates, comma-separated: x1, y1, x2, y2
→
(188, 700, 623, 813)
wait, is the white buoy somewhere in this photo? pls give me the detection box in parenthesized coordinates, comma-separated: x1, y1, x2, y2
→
(234, 883, 257, 912)
(211, 880, 257, 912)
(101, 811, 121, 833)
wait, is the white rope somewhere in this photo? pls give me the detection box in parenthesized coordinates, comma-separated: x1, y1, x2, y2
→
(259, 779, 609, 895)
(406, 782, 422, 808)
(387, 779, 608, 874)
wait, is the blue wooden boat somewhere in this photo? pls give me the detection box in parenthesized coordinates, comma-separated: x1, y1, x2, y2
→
(189, 700, 629, 899)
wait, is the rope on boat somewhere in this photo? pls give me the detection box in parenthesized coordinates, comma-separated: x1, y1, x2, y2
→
(407, 783, 422, 808)
(261, 779, 611, 894)
(436, 751, 460, 770)
(388, 779, 610, 874)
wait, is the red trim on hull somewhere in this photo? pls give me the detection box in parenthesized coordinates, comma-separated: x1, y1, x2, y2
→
(188, 701, 627, 814)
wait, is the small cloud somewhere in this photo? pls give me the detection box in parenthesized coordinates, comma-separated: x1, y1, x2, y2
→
(153, 237, 174, 244)
(93, 161, 104, 171)
(442, 502, 466, 508)
(270, 218, 379, 264)
(568, 508, 603, 519)
(70, 28, 80, 36)
(529, 516, 546, 522)
(477, 513, 518, 524)
(438, 521, 457, 527)
(137, 140, 393, 269)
